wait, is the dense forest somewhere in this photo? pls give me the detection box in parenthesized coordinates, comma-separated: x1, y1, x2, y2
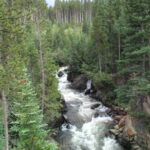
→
(0, 0, 150, 150)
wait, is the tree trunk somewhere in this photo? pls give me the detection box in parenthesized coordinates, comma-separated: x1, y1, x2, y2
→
(141, 23, 145, 75)
(118, 30, 121, 60)
(1, 90, 9, 150)
(37, 21, 45, 114)
(98, 53, 102, 72)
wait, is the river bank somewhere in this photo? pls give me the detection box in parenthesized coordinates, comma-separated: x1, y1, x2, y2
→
(57, 68, 150, 150)
(56, 67, 124, 150)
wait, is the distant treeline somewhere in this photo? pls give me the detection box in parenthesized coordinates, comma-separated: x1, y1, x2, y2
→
(49, 0, 93, 23)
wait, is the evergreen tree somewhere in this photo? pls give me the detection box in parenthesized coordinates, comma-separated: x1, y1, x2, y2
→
(120, 0, 150, 76)
(92, 0, 108, 72)
(10, 66, 57, 150)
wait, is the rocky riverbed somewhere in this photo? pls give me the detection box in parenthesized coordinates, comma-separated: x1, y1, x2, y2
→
(64, 69, 150, 150)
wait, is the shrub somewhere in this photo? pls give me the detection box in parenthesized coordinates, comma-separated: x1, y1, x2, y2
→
(92, 72, 113, 90)
(115, 85, 130, 108)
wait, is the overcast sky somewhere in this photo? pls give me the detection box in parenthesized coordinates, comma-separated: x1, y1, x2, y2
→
(45, 0, 55, 7)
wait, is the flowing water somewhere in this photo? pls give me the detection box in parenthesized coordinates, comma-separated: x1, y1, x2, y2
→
(57, 67, 123, 150)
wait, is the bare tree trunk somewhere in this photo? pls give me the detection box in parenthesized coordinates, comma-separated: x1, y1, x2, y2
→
(1, 90, 9, 150)
(98, 53, 102, 72)
(118, 30, 121, 60)
(39, 37, 45, 114)
(148, 38, 150, 69)
(141, 23, 145, 75)
(37, 21, 45, 114)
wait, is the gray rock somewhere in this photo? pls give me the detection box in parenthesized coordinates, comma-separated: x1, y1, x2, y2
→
(131, 145, 142, 150)
(71, 75, 88, 91)
(58, 71, 64, 77)
(91, 104, 100, 109)
(110, 129, 120, 135)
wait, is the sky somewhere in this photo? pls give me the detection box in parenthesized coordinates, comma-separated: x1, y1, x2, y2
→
(45, 0, 55, 7)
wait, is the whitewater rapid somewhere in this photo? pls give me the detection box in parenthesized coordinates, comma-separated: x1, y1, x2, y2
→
(57, 67, 123, 150)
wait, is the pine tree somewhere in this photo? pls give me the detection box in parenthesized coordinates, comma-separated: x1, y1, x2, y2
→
(92, 0, 108, 72)
(121, 0, 150, 76)
(10, 66, 57, 150)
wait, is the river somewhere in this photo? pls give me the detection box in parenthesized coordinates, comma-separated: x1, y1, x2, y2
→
(57, 67, 123, 150)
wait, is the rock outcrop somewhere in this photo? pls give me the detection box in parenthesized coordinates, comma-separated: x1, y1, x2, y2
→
(67, 71, 79, 82)
(67, 72, 150, 150)
(109, 113, 150, 150)
(71, 75, 88, 91)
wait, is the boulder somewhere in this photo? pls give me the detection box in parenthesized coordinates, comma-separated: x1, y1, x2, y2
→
(58, 71, 64, 77)
(131, 145, 142, 150)
(123, 115, 136, 137)
(91, 103, 100, 109)
(71, 75, 88, 91)
(50, 115, 66, 128)
(128, 118, 150, 149)
(110, 129, 120, 135)
(115, 115, 124, 121)
(91, 90, 102, 100)
(111, 106, 127, 116)
(60, 99, 67, 113)
(106, 108, 111, 114)
(114, 125, 119, 130)
(118, 116, 126, 128)
(85, 89, 91, 95)
(67, 71, 79, 82)
(94, 112, 99, 118)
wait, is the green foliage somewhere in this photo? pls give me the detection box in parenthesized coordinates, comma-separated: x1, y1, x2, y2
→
(130, 111, 149, 118)
(91, 72, 113, 90)
(115, 85, 130, 108)
(115, 77, 150, 109)
(0, 0, 62, 149)
(52, 25, 92, 73)
(1, 0, 150, 148)
(10, 67, 58, 150)
(129, 77, 150, 96)
(82, 22, 90, 34)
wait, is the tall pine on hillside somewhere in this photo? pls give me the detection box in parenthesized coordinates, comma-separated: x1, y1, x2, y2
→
(92, 0, 108, 72)
(121, 0, 150, 76)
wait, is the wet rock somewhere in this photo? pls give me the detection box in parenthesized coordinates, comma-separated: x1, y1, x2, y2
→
(110, 129, 120, 135)
(50, 99, 68, 128)
(105, 108, 111, 114)
(60, 99, 68, 113)
(94, 112, 99, 118)
(85, 89, 91, 95)
(63, 114, 68, 120)
(51, 116, 66, 128)
(95, 91, 102, 100)
(91, 90, 103, 100)
(58, 71, 64, 77)
(71, 75, 88, 91)
(91, 104, 100, 109)
(67, 71, 79, 82)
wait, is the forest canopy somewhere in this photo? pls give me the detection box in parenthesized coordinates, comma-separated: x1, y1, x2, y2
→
(0, 0, 150, 150)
